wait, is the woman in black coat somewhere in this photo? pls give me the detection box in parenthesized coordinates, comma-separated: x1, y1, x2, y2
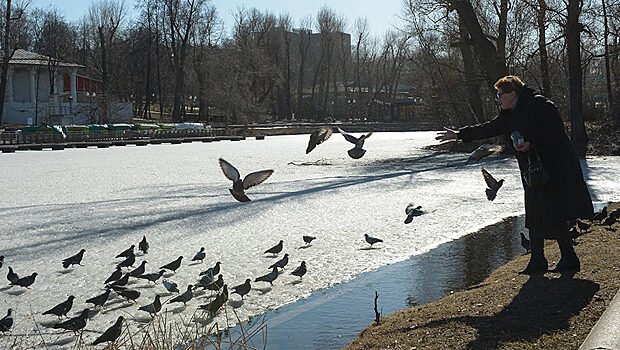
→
(436, 75, 593, 274)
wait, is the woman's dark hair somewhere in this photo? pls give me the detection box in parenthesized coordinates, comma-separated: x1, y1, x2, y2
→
(494, 75, 525, 95)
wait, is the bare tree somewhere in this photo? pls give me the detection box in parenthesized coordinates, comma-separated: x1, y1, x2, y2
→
(0, 0, 27, 125)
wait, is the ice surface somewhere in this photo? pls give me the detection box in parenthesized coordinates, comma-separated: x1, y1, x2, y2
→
(0, 131, 617, 347)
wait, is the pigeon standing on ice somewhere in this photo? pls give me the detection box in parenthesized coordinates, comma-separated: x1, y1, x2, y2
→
(255, 267, 279, 285)
(7, 267, 19, 284)
(43, 296, 75, 318)
(200, 261, 221, 277)
(160, 256, 183, 272)
(481, 168, 504, 201)
(115, 245, 135, 259)
(199, 285, 228, 315)
(231, 279, 251, 300)
(0, 256, 4, 269)
(364, 234, 383, 247)
(109, 273, 130, 287)
(62, 249, 86, 269)
(404, 204, 424, 224)
(104, 266, 123, 284)
(85, 289, 111, 309)
(291, 261, 307, 279)
(162, 280, 179, 293)
(264, 240, 283, 256)
(191, 248, 206, 262)
(138, 270, 165, 283)
(302, 235, 316, 245)
(138, 295, 162, 316)
(12, 272, 38, 288)
(112, 286, 140, 302)
(139, 236, 149, 254)
(306, 127, 333, 154)
(92, 316, 124, 346)
(337, 128, 373, 159)
(268, 254, 289, 270)
(520, 232, 531, 253)
(129, 261, 148, 277)
(169, 285, 194, 306)
(52, 308, 90, 333)
(202, 274, 224, 291)
(218, 158, 274, 202)
(0, 309, 13, 333)
(117, 253, 136, 269)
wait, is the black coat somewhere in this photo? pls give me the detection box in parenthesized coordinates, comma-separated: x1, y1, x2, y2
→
(457, 86, 593, 233)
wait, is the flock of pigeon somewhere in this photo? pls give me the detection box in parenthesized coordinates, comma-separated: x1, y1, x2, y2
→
(0, 127, 384, 347)
(2, 127, 616, 348)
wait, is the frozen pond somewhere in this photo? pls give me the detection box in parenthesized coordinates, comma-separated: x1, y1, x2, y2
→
(0, 131, 618, 348)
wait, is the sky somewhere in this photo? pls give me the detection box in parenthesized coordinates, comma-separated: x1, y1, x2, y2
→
(32, 0, 405, 38)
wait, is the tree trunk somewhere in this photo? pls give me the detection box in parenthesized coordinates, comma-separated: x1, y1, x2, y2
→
(536, 0, 551, 97)
(0, 0, 13, 125)
(566, 0, 587, 158)
(601, 0, 614, 121)
(448, 0, 507, 88)
(458, 16, 482, 123)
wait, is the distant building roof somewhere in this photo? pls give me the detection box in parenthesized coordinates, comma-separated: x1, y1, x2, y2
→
(6, 49, 84, 68)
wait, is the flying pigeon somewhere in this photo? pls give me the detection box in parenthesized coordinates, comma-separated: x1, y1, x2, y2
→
(264, 240, 283, 256)
(191, 248, 206, 262)
(52, 308, 89, 333)
(104, 266, 123, 284)
(43, 296, 75, 318)
(62, 249, 86, 269)
(138, 270, 165, 283)
(364, 234, 383, 247)
(231, 279, 251, 300)
(481, 168, 504, 201)
(139, 236, 149, 254)
(169, 285, 194, 306)
(306, 127, 333, 154)
(466, 144, 503, 163)
(0, 309, 13, 333)
(200, 261, 221, 277)
(404, 203, 423, 224)
(128, 261, 148, 277)
(138, 295, 162, 316)
(291, 261, 307, 279)
(6, 266, 19, 284)
(218, 158, 274, 202)
(11, 272, 38, 289)
(92, 316, 124, 346)
(160, 256, 183, 272)
(337, 127, 373, 159)
(117, 254, 136, 269)
(85, 289, 111, 309)
(115, 245, 135, 259)
(302, 236, 316, 245)
(520, 232, 531, 253)
(255, 267, 279, 285)
(268, 253, 289, 270)
(162, 280, 179, 293)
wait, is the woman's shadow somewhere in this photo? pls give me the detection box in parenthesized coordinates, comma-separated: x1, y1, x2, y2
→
(410, 275, 598, 349)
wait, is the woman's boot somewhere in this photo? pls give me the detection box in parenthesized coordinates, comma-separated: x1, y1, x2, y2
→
(519, 234, 547, 274)
(550, 238, 580, 272)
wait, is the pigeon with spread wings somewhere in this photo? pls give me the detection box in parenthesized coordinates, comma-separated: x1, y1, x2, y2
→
(219, 158, 274, 202)
(306, 127, 333, 154)
(481, 168, 504, 201)
(337, 128, 372, 159)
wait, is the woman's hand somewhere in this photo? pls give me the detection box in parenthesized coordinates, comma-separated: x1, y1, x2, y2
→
(435, 127, 458, 142)
(515, 141, 531, 152)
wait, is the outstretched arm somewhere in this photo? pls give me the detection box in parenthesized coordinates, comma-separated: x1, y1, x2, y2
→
(435, 127, 458, 142)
